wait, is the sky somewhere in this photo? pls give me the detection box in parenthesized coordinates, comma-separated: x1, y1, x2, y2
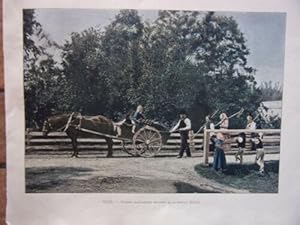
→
(35, 9, 286, 85)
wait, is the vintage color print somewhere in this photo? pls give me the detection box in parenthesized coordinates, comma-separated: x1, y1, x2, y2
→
(24, 9, 285, 193)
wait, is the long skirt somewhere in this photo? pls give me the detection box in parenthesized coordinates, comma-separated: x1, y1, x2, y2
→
(213, 148, 227, 171)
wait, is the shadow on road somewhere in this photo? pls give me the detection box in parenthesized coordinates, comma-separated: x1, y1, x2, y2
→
(26, 167, 94, 192)
(174, 182, 219, 193)
(26, 167, 219, 193)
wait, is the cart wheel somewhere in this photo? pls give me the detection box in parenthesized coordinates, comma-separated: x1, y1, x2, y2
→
(133, 126, 162, 157)
(122, 140, 139, 157)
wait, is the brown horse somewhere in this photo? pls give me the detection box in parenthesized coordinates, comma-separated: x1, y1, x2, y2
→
(42, 113, 117, 158)
(42, 113, 171, 158)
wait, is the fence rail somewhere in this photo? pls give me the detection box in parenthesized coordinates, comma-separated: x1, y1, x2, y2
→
(203, 129, 281, 164)
(25, 131, 204, 153)
(25, 129, 281, 157)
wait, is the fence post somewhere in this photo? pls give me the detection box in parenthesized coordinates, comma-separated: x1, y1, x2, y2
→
(25, 128, 32, 152)
(203, 128, 210, 165)
(189, 130, 195, 152)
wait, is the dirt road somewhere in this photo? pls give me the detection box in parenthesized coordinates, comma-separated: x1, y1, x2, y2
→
(25, 153, 279, 193)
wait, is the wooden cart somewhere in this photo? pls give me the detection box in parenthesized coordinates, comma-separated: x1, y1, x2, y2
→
(77, 122, 170, 158)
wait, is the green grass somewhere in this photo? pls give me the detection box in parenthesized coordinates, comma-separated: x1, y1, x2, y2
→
(194, 160, 279, 193)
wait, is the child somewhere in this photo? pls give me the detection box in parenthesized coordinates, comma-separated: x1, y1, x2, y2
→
(251, 133, 265, 175)
(235, 132, 246, 164)
(209, 134, 217, 152)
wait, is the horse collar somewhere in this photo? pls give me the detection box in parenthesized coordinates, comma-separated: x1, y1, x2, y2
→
(47, 120, 54, 130)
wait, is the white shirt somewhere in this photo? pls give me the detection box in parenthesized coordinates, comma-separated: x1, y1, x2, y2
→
(246, 121, 256, 130)
(220, 118, 229, 129)
(170, 118, 191, 132)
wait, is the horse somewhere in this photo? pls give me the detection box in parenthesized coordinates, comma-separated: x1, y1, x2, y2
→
(42, 113, 118, 158)
(42, 113, 171, 158)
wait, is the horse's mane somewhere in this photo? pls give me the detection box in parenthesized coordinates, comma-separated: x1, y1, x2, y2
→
(46, 113, 110, 128)
(48, 113, 72, 120)
(83, 115, 112, 126)
(48, 113, 108, 120)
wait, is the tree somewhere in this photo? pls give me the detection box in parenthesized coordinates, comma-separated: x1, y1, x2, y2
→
(60, 10, 146, 120)
(23, 9, 62, 127)
(190, 12, 260, 128)
(259, 81, 282, 101)
(100, 10, 145, 119)
(26, 9, 265, 130)
(134, 11, 206, 125)
(136, 11, 259, 128)
(23, 9, 42, 59)
(61, 28, 105, 115)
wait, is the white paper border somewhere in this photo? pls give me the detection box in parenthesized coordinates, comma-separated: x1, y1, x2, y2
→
(4, 0, 300, 224)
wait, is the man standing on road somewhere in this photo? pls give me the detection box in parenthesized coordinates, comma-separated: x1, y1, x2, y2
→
(170, 110, 192, 158)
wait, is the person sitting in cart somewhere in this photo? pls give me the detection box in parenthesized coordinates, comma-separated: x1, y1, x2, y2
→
(170, 110, 192, 158)
(132, 105, 145, 133)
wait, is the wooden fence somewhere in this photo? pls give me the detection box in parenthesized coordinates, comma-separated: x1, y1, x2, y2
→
(25, 130, 203, 155)
(203, 129, 281, 164)
(25, 129, 281, 157)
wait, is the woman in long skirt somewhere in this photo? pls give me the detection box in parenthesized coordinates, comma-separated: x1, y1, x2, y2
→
(213, 133, 227, 172)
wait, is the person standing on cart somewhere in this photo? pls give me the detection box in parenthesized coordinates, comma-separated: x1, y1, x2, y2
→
(132, 105, 145, 133)
(170, 110, 192, 158)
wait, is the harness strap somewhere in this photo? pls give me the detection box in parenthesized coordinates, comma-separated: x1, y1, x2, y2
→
(47, 119, 54, 131)
(63, 112, 75, 132)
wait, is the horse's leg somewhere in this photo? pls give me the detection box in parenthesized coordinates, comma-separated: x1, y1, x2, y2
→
(105, 138, 113, 158)
(67, 130, 78, 158)
(71, 137, 79, 158)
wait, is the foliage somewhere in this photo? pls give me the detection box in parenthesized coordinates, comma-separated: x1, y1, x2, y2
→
(256, 115, 281, 129)
(259, 81, 282, 101)
(24, 9, 278, 129)
(23, 9, 42, 58)
(61, 28, 103, 114)
(23, 9, 62, 128)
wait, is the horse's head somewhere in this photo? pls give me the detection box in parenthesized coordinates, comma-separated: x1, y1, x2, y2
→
(42, 114, 75, 136)
(42, 119, 51, 137)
